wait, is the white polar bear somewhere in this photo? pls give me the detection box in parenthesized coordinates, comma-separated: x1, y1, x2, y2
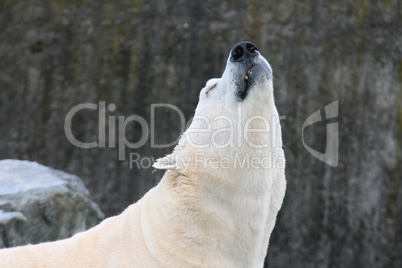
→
(0, 41, 286, 268)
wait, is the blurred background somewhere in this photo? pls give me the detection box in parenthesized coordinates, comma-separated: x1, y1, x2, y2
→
(0, 0, 400, 267)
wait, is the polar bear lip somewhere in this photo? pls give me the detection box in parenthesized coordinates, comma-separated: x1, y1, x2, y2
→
(236, 67, 254, 101)
(236, 62, 270, 101)
(244, 69, 252, 80)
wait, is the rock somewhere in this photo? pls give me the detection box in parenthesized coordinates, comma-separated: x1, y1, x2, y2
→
(0, 210, 26, 248)
(0, 160, 104, 248)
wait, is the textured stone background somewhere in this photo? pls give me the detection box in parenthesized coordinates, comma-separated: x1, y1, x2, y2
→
(0, 0, 400, 267)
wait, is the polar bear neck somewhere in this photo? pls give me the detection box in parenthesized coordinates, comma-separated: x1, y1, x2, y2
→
(142, 96, 284, 267)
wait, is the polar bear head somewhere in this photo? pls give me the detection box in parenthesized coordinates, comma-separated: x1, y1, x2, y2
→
(187, 41, 278, 151)
(194, 41, 276, 136)
(155, 41, 281, 173)
(200, 41, 273, 104)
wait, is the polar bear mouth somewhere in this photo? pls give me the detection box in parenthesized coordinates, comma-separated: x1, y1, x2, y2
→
(244, 68, 252, 81)
(235, 67, 254, 101)
(229, 41, 273, 101)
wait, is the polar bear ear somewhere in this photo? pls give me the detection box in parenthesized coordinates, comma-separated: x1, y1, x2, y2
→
(203, 78, 220, 94)
(153, 154, 180, 171)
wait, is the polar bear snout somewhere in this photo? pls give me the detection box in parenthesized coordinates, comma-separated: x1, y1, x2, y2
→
(230, 41, 259, 62)
(225, 41, 272, 101)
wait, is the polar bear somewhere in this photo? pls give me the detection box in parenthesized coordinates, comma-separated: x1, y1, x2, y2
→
(0, 41, 286, 268)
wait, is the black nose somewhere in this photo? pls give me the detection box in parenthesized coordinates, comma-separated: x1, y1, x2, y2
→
(230, 41, 259, 62)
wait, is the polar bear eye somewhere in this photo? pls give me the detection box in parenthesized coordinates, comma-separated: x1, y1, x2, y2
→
(205, 84, 217, 94)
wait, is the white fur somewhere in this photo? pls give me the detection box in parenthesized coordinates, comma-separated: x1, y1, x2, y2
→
(0, 51, 286, 268)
